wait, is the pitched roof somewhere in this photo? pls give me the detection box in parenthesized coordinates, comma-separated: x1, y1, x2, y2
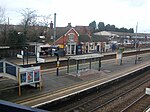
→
(48, 27, 71, 40)
(78, 34, 109, 44)
(75, 26, 93, 35)
(91, 35, 109, 42)
(78, 35, 92, 42)
(48, 26, 93, 38)
(65, 28, 79, 36)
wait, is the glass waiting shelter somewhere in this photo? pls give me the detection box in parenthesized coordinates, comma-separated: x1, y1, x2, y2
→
(66, 53, 104, 74)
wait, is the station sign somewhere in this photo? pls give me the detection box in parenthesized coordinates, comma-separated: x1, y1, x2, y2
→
(17, 54, 23, 59)
(37, 58, 45, 63)
(19, 66, 41, 86)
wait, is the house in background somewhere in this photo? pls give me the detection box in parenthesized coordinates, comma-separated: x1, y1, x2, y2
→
(54, 27, 79, 55)
(48, 24, 109, 55)
(1, 24, 150, 58)
(91, 35, 109, 53)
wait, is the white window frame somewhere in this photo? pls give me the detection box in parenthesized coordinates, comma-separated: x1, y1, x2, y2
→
(68, 33, 74, 42)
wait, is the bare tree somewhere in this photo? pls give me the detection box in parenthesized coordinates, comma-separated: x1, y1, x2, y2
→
(0, 6, 6, 24)
(39, 14, 51, 27)
(0, 6, 7, 45)
(37, 14, 51, 38)
(20, 8, 37, 26)
(20, 8, 52, 42)
(20, 8, 38, 42)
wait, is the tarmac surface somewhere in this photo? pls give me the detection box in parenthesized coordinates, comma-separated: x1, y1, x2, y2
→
(0, 50, 150, 106)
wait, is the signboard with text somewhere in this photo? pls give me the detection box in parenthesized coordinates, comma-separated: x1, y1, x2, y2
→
(19, 66, 41, 86)
(37, 58, 45, 63)
(17, 54, 23, 59)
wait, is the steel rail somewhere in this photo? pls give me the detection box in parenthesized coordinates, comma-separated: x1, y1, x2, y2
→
(63, 72, 150, 112)
(120, 94, 146, 112)
(89, 77, 150, 112)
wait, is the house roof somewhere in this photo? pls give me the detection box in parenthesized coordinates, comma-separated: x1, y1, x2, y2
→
(65, 28, 79, 36)
(48, 26, 93, 38)
(75, 26, 93, 35)
(48, 27, 71, 40)
(48, 26, 93, 44)
(91, 35, 109, 42)
(78, 35, 92, 42)
(78, 34, 109, 43)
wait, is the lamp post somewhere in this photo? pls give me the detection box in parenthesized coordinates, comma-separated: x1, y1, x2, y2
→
(22, 48, 24, 65)
(54, 47, 59, 76)
(54, 13, 56, 45)
(53, 13, 59, 76)
(24, 46, 28, 65)
(18, 32, 26, 65)
(35, 40, 38, 64)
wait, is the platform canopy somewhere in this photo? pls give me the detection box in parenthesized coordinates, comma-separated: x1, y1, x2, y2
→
(67, 53, 104, 60)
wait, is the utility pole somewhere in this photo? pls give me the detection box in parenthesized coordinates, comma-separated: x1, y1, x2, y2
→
(8, 17, 9, 25)
(36, 40, 38, 63)
(135, 22, 138, 64)
(54, 13, 56, 45)
(53, 13, 59, 76)
(135, 22, 138, 49)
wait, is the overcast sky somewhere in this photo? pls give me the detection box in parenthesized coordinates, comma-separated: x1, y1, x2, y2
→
(1, 0, 150, 33)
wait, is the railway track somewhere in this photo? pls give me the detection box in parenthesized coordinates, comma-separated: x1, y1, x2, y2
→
(44, 70, 150, 112)
(121, 94, 150, 112)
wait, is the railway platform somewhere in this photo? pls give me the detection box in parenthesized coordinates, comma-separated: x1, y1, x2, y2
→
(0, 50, 150, 111)
(6, 48, 150, 65)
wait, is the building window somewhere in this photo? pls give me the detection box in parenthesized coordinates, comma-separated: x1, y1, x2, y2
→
(90, 45, 94, 49)
(68, 34, 74, 42)
(90, 43, 94, 50)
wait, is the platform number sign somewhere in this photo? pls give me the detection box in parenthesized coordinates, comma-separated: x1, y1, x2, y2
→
(19, 66, 41, 86)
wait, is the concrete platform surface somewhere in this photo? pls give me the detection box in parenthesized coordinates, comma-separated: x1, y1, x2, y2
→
(0, 51, 149, 107)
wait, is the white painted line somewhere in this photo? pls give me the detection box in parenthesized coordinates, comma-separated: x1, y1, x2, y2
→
(146, 108, 150, 112)
(32, 63, 150, 108)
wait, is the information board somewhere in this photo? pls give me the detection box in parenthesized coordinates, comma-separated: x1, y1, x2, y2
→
(19, 66, 41, 86)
